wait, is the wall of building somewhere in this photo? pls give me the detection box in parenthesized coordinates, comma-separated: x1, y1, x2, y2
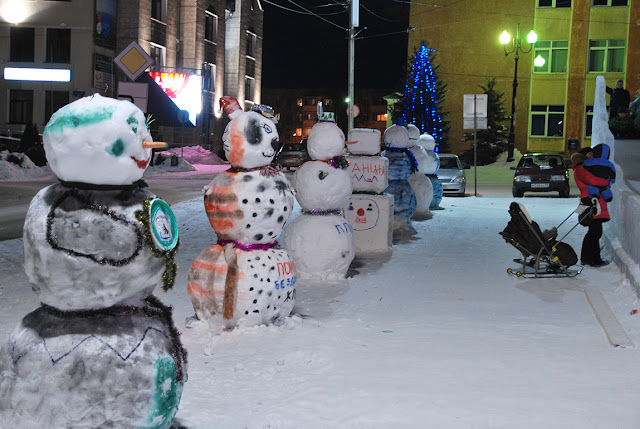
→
(408, 1, 638, 157)
(0, 0, 95, 133)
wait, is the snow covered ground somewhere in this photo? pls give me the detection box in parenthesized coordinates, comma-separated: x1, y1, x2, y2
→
(2, 153, 640, 428)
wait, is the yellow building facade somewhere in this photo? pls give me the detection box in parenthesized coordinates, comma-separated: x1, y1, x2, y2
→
(408, 0, 640, 156)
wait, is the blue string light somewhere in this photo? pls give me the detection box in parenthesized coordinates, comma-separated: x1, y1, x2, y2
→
(402, 44, 444, 150)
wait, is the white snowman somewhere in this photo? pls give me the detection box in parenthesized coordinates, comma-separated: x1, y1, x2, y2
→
(406, 124, 434, 220)
(284, 118, 355, 280)
(418, 133, 443, 210)
(187, 97, 297, 328)
(0, 94, 187, 428)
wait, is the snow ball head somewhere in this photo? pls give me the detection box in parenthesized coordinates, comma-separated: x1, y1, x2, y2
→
(222, 110, 280, 168)
(384, 124, 410, 148)
(406, 124, 420, 145)
(418, 133, 436, 151)
(43, 94, 154, 185)
(307, 122, 346, 160)
(293, 161, 352, 211)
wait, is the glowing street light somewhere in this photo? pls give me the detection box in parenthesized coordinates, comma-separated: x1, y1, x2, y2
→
(534, 56, 546, 68)
(500, 23, 537, 162)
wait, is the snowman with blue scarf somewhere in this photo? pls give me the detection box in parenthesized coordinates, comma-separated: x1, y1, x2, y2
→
(382, 124, 418, 237)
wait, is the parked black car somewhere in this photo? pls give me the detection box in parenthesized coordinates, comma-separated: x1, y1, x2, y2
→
(511, 153, 570, 198)
(274, 139, 310, 170)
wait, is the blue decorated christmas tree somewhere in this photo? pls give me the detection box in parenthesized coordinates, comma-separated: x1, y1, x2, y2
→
(402, 43, 450, 152)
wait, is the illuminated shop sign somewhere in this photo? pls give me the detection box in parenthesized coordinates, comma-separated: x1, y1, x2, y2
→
(148, 72, 202, 125)
(4, 67, 71, 82)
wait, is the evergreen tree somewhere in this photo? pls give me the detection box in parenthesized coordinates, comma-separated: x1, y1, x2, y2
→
(402, 42, 450, 152)
(459, 78, 509, 166)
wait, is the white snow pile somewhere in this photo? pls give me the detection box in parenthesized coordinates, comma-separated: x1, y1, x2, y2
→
(157, 145, 227, 165)
(0, 151, 52, 180)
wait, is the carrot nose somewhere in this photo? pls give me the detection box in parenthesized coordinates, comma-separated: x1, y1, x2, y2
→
(142, 141, 168, 149)
(345, 140, 358, 145)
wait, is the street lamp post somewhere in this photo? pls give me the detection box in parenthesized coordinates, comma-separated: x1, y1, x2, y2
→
(500, 23, 537, 162)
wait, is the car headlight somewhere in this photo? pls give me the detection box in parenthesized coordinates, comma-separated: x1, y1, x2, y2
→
(453, 176, 465, 183)
(514, 175, 531, 182)
(550, 175, 565, 181)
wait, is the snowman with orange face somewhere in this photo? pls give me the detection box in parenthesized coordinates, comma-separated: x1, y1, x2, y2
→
(187, 97, 297, 328)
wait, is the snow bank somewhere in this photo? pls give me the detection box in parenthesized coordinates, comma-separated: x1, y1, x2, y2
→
(0, 151, 52, 180)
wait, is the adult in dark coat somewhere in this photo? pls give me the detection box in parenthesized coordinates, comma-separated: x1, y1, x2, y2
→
(606, 79, 631, 119)
(572, 146, 612, 267)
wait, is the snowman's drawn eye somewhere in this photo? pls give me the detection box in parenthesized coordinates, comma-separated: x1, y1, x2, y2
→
(263, 123, 272, 134)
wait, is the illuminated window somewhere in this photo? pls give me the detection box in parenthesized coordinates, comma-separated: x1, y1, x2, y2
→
(293, 128, 302, 137)
(324, 98, 333, 107)
(45, 91, 69, 124)
(297, 98, 303, 107)
(589, 40, 625, 72)
(530, 105, 564, 137)
(9, 90, 33, 124)
(46, 28, 71, 63)
(533, 40, 568, 73)
(303, 127, 312, 137)
(205, 10, 218, 43)
(10, 27, 34, 62)
(538, 0, 571, 6)
(376, 114, 388, 121)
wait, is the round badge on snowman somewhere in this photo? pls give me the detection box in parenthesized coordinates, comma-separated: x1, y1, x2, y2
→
(149, 199, 178, 251)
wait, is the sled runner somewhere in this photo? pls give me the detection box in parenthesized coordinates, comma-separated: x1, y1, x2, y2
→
(500, 202, 584, 278)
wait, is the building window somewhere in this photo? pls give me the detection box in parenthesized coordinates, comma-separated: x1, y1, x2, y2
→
(592, 0, 628, 5)
(203, 63, 216, 92)
(46, 28, 71, 63)
(589, 40, 625, 72)
(585, 106, 594, 137)
(296, 113, 303, 122)
(296, 98, 303, 107)
(9, 90, 33, 124)
(246, 31, 257, 58)
(10, 27, 35, 62)
(293, 128, 302, 137)
(304, 97, 316, 106)
(530, 105, 564, 137)
(45, 91, 70, 124)
(205, 11, 218, 43)
(245, 76, 255, 101)
(376, 114, 388, 122)
(149, 43, 166, 70)
(323, 98, 333, 108)
(533, 40, 568, 73)
(538, 0, 571, 6)
(303, 127, 312, 137)
(151, 0, 167, 22)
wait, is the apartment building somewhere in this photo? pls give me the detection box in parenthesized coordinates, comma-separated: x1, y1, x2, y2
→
(0, 0, 264, 154)
(408, 0, 640, 156)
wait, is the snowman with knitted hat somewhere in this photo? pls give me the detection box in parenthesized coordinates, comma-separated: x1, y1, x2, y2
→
(187, 97, 297, 328)
(406, 123, 434, 220)
(382, 123, 418, 237)
(284, 113, 355, 280)
(0, 94, 187, 428)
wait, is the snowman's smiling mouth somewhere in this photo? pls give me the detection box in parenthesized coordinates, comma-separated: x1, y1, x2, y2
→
(131, 155, 150, 169)
(262, 150, 274, 158)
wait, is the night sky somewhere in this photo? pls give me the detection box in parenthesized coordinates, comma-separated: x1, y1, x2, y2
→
(262, 0, 410, 90)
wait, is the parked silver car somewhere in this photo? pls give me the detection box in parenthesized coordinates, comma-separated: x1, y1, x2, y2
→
(438, 154, 469, 196)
